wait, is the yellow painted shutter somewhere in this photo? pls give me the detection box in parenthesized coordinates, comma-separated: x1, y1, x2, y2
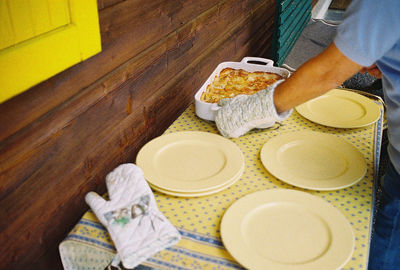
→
(0, 0, 101, 103)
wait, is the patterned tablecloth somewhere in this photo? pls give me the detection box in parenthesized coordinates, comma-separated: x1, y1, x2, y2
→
(60, 101, 384, 270)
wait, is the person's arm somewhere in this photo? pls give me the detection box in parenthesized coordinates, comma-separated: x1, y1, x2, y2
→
(274, 43, 363, 113)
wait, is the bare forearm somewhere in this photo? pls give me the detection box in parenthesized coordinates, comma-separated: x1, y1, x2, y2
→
(274, 43, 363, 113)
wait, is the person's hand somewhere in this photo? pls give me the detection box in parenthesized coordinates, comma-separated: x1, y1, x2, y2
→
(360, 63, 382, 78)
(215, 81, 292, 138)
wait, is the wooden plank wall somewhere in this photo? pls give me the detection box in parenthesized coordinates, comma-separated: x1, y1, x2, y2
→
(0, 0, 276, 268)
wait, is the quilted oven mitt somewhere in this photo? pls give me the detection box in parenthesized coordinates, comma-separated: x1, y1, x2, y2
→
(215, 80, 292, 138)
(85, 163, 181, 269)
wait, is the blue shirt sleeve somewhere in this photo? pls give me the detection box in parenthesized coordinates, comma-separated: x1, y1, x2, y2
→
(334, 0, 400, 67)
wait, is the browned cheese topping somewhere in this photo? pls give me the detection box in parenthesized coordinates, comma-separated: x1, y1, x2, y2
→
(200, 68, 282, 103)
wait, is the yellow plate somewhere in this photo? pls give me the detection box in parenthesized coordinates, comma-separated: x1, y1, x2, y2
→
(136, 131, 244, 193)
(221, 189, 354, 270)
(260, 131, 366, 190)
(149, 162, 244, 197)
(149, 167, 243, 197)
(295, 89, 381, 128)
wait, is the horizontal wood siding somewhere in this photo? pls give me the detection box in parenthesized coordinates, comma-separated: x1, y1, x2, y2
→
(0, 0, 276, 268)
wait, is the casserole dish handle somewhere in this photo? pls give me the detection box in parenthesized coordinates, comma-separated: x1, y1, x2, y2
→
(210, 103, 221, 112)
(241, 57, 274, 67)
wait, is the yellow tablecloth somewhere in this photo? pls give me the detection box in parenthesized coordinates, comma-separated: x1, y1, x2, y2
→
(60, 102, 384, 270)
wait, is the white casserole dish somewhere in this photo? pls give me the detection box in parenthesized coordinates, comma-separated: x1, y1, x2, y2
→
(194, 57, 291, 122)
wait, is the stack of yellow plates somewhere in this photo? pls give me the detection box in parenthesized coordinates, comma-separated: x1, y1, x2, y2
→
(260, 131, 367, 190)
(295, 89, 381, 128)
(136, 131, 244, 197)
(221, 189, 354, 270)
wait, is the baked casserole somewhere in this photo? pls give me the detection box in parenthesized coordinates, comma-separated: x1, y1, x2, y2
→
(200, 68, 283, 103)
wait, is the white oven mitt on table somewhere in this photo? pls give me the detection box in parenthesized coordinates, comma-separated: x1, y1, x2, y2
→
(85, 163, 181, 269)
(215, 80, 292, 138)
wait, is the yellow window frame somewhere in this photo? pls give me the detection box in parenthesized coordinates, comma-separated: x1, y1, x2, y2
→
(0, 0, 101, 103)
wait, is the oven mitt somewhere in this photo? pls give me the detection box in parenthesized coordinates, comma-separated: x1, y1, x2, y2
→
(85, 163, 181, 269)
(215, 80, 292, 138)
